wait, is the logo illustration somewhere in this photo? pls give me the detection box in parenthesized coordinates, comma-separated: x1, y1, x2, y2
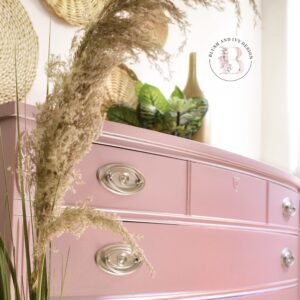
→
(209, 38, 253, 81)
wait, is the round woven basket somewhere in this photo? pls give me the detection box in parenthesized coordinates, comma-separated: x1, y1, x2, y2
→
(44, 0, 168, 46)
(0, 0, 38, 104)
(44, 0, 108, 26)
(100, 64, 138, 114)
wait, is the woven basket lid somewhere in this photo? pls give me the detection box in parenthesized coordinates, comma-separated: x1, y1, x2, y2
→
(44, 0, 108, 26)
(100, 64, 139, 114)
(0, 0, 38, 104)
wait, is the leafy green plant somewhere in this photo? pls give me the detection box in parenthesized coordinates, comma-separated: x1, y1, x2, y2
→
(107, 105, 141, 127)
(137, 83, 169, 128)
(107, 82, 208, 139)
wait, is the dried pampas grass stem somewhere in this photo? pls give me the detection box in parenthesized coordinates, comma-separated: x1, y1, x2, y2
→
(27, 0, 259, 287)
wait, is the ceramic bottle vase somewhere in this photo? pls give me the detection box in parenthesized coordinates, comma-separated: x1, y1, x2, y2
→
(183, 52, 211, 143)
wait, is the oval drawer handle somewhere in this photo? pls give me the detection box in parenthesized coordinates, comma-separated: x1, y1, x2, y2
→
(95, 244, 143, 275)
(281, 248, 295, 268)
(97, 163, 145, 195)
(282, 197, 296, 218)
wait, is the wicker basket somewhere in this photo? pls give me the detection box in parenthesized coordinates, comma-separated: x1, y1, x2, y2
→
(0, 0, 39, 104)
(44, 0, 108, 26)
(100, 64, 138, 114)
(44, 0, 168, 46)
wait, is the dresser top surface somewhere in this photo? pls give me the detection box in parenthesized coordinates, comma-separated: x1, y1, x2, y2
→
(1, 102, 300, 191)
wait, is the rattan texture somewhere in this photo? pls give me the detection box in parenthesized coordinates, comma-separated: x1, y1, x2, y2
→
(44, 0, 107, 26)
(101, 64, 138, 114)
(0, 0, 39, 104)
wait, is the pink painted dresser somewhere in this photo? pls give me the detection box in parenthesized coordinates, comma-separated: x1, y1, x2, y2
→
(0, 102, 299, 300)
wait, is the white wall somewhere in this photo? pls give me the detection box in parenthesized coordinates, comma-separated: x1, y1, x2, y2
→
(287, 0, 300, 176)
(21, 0, 262, 160)
(21, 0, 77, 104)
(261, 0, 290, 171)
(260, 0, 300, 175)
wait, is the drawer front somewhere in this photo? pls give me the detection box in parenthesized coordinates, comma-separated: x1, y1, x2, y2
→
(268, 182, 299, 228)
(64, 145, 187, 214)
(190, 163, 267, 222)
(51, 223, 298, 298)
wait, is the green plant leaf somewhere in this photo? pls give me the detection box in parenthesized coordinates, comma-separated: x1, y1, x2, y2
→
(148, 111, 172, 133)
(158, 112, 176, 134)
(168, 96, 209, 138)
(170, 86, 185, 99)
(135, 81, 143, 97)
(137, 103, 157, 128)
(138, 84, 169, 113)
(185, 118, 203, 137)
(0, 248, 10, 300)
(137, 83, 169, 128)
(168, 97, 196, 114)
(190, 97, 209, 113)
(0, 237, 20, 300)
(107, 105, 140, 127)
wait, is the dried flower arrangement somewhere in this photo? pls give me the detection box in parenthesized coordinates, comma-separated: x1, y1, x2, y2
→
(0, 0, 259, 299)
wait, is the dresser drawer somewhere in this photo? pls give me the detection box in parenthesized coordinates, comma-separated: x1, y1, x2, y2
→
(51, 223, 298, 298)
(268, 183, 299, 228)
(190, 163, 267, 222)
(64, 145, 187, 214)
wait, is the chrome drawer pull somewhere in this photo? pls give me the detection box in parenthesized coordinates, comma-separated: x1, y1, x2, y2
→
(281, 248, 295, 268)
(95, 244, 143, 275)
(282, 197, 296, 218)
(97, 163, 145, 195)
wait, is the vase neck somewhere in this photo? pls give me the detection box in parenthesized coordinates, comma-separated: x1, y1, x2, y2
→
(184, 52, 204, 99)
(188, 52, 198, 84)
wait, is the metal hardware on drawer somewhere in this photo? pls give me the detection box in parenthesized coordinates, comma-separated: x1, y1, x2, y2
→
(282, 197, 296, 217)
(281, 248, 295, 268)
(95, 244, 143, 275)
(97, 163, 145, 195)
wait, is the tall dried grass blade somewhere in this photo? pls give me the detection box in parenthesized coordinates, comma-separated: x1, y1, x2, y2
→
(59, 247, 70, 300)
(0, 128, 16, 268)
(14, 44, 33, 298)
(47, 243, 52, 300)
(36, 254, 46, 300)
(28, 189, 35, 248)
(46, 19, 52, 100)
(42, 257, 49, 299)
(21, 276, 26, 300)
(0, 246, 10, 300)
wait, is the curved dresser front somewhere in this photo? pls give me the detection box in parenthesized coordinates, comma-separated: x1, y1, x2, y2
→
(0, 104, 298, 300)
(49, 121, 300, 300)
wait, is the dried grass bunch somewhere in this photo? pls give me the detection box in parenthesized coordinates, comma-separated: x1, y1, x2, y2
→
(19, 0, 259, 295)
